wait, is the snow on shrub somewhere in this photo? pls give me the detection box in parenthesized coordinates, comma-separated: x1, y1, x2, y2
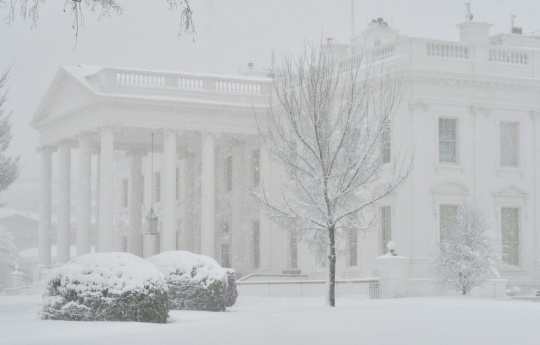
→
(42, 252, 168, 323)
(147, 251, 228, 312)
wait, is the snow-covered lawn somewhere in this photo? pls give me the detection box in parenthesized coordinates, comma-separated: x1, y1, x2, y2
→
(1, 294, 539, 345)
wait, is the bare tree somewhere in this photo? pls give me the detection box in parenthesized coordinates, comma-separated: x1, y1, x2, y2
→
(252, 42, 412, 307)
(431, 202, 501, 295)
(1, 0, 194, 38)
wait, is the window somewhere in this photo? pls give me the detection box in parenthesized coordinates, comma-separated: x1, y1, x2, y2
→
(381, 127, 391, 164)
(439, 205, 458, 243)
(290, 235, 298, 269)
(381, 206, 392, 253)
(222, 222, 230, 233)
(221, 244, 231, 268)
(176, 167, 179, 200)
(316, 242, 326, 268)
(154, 171, 161, 203)
(439, 118, 458, 163)
(142, 176, 145, 203)
(122, 178, 129, 208)
(226, 155, 233, 192)
(348, 230, 358, 266)
(122, 235, 128, 252)
(501, 208, 519, 265)
(500, 122, 519, 167)
(253, 150, 260, 184)
(253, 221, 260, 269)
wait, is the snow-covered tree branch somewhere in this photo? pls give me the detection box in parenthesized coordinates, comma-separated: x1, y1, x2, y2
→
(0, 0, 194, 38)
(431, 202, 501, 295)
(252, 42, 413, 307)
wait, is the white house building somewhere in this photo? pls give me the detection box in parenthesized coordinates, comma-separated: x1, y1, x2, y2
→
(31, 14, 540, 292)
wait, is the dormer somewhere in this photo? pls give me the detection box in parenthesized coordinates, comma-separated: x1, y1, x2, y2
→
(351, 18, 399, 49)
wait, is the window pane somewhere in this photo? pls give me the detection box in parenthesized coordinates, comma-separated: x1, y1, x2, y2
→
(500, 122, 518, 167)
(348, 230, 358, 266)
(253, 221, 260, 269)
(440, 205, 458, 243)
(253, 150, 260, 184)
(381, 206, 392, 253)
(381, 128, 391, 164)
(501, 208, 519, 265)
(226, 156, 233, 191)
(290, 236, 298, 269)
(439, 118, 457, 163)
(221, 244, 231, 268)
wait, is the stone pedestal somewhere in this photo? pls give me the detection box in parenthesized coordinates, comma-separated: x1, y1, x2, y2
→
(11, 271, 24, 289)
(375, 254, 409, 299)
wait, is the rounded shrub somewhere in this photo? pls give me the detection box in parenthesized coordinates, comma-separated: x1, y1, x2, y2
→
(147, 251, 228, 312)
(42, 252, 168, 323)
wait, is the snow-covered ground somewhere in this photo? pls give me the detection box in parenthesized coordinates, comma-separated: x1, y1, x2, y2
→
(1, 295, 539, 345)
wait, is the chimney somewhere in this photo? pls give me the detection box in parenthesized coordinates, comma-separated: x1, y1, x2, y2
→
(456, 21, 493, 44)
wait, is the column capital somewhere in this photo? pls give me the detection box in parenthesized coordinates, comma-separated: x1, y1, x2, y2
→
(408, 100, 430, 112)
(56, 139, 78, 148)
(36, 145, 57, 154)
(530, 110, 540, 120)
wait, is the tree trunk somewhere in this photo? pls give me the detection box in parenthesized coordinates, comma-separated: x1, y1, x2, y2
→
(462, 287, 466, 295)
(327, 226, 336, 307)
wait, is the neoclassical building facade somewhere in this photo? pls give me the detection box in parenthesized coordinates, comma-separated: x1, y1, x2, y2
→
(32, 17, 540, 287)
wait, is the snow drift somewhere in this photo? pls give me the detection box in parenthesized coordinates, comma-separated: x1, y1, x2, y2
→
(42, 252, 168, 323)
(147, 251, 228, 312)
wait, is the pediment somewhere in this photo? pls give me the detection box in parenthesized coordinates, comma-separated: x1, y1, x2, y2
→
(494, 185, 530, 198)
(432, 182, 469, 195)
(31, 68, 96, 127)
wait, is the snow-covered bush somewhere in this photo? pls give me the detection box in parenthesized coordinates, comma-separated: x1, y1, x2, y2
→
(0, 226, 20, 290)
(147, 251, 228, 312)
(431, 202, 501, 295)
(42, 252, 168, 323)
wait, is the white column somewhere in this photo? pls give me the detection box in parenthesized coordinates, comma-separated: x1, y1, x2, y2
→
(56, 141, 72, 266)
(128, 150, 144, 256)
(37, 146, 54, 270)
(98, 126, 115, 252)
(178, 156, 190, 251)
(258, 147, 272, 272)
(533, 112, 540, 278)
(95, 151, 100, 252)
(200, 133, 215, 257)
(77, 133, 92, 256)
(161, 130, 178, 252)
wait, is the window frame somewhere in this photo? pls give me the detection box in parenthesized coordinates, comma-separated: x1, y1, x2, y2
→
(500, 207, 521, 266)
(380, 206, 392, 255)
(226, 155, 233, 192)
(498, 120, 521, 169)
(252, 220, 260, 269)
(438, 204, 459, 244)
(438, 117, 460, 164)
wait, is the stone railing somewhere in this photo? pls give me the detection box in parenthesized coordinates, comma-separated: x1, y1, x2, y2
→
(95, 68, 272, 96)
(489, 47, 530, 65)
(426, 41, 470, 59)
(372, 44, 395, 61)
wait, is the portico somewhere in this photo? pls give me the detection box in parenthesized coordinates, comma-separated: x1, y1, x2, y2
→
(31, 66, 275, 277)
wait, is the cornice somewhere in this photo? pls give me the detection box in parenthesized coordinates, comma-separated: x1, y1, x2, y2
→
(408, 72, 540, 92)
(470, 106, 492, 116)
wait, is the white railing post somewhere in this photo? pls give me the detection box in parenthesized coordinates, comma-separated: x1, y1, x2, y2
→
(375, 242, 409, 298)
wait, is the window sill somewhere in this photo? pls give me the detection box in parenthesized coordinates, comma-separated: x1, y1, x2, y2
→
(435, 163, 464, 174)
(496, 167, 524, 177)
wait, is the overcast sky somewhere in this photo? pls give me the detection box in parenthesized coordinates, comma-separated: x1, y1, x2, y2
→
(0, 0, 539, 212)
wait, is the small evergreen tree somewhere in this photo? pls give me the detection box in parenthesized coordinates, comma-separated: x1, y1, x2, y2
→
(432, 202, 501, 295)
(0, 68, 19, 203)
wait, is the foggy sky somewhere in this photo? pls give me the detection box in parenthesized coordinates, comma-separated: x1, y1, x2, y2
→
(0, 0, 539, 212)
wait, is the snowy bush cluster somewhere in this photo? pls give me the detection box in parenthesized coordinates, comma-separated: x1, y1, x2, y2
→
(41, 253, 169, 323)
(148, 251, 228, 312)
